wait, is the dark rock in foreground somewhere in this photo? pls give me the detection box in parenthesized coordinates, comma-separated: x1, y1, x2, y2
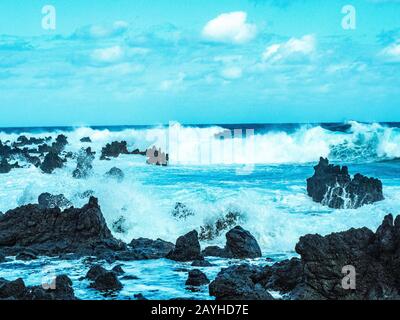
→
(129, 238, 175, 260)
(166, 230, 203, 262)
(209, 264, 274, 300)
(112, 265, 125, 275)
(307, 157, 384, 209)
(186, 269, 210, 286)
(0, 275, 76, 300)
(210, 214, 400, 300)
(0, 197, 125, 257)
(202, 226, 262, 259)
(86, 265, 123, 292)
(90, 271, 123, 292)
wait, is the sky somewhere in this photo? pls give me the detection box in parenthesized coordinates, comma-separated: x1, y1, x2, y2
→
(0, 0, 400, 126)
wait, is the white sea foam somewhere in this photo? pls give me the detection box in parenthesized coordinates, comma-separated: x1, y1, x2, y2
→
(1, 121, 400, 254)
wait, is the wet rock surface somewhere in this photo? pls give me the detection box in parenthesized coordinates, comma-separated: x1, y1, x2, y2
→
(85, 265, 124, 292)
(209, 264, 274, 300)
(0, 275, 77, 300)
(40, 152, 64, 174)
(166, 230, 203, 262)
(0, 197, 125, 257)
(307, 157, 384, 209)
(100, 141, 130, 160)
(202, 226, 262, 259)
(38, 193, 72, 209)
(186, 269, 210, 287)
(105, 167, 124, 182)
(72, 147, 95, 179)
(210, 215, 400, 300)
(128, 238, 175, 260)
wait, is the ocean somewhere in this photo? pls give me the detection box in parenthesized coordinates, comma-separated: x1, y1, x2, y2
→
(1, 121, 400, 299)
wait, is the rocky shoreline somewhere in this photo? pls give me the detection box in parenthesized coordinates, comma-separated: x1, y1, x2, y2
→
(0, 134, 396, 300)
(1, 193, 399, 300)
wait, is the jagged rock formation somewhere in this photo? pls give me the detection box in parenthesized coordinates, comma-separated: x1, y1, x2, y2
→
(307, 157, 384, 209)
(0, 275, 76, 300)
(210, 214, 400, 300)
(0, 197, 125, 257)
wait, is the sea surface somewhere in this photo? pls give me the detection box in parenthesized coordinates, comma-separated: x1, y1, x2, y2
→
(1, 121, 400, 300)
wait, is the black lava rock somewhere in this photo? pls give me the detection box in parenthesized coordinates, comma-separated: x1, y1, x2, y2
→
(166, 230, 203, 262)
(185, 269, 210, 286)
(307, 157, 384, 209)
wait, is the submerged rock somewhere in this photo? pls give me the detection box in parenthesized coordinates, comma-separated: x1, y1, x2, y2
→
(72, 147, 95, 179)
(307, 157, 384, 209)
(0, 196, 125, 257)
(90, 271, 123, 292)
(38, 193, 72, 209)
(112, 216, 129, 235)
(105, 167, 124, 182)
(40, 152, 64, 174)
(172, 202, 195, 220)
(191, 259, 213, 267)
(80, 137, 92, 143)
(199, 211, 241, 241)
(202, 226, 262, 259)
(86, 265, 108, 281)
(16, 250, 38, 261)
(186, 269, 210, 286)
(166, 230, 203, 262)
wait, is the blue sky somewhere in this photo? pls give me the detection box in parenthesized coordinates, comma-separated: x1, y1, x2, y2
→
(0, 0, 400, 126)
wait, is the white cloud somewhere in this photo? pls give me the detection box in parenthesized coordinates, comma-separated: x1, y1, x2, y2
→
(91, 46, 124, 64)
(202, 11, 257, 44)
(73, 21, 129, 39)
(262, 35, 316, 63)
(221, 66, 243, 79)
(160, 72, 186, 91)
(380, 41, 400, 62)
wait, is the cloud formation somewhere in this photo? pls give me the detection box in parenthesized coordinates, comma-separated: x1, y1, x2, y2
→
(380, 41, 400, 62)
(202, 11, 257, 44)
(262, 35, 316, 63)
